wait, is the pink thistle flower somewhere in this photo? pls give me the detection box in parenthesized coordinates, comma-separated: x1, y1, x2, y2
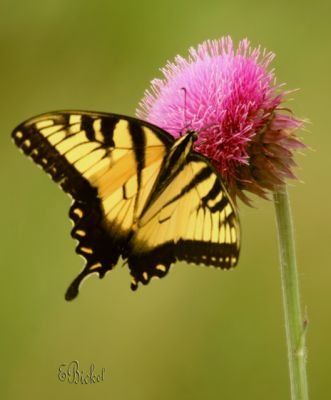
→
(136, 36, 305, 205)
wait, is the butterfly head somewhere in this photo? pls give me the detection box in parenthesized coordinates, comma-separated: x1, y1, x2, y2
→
(186, 129, 198, 142)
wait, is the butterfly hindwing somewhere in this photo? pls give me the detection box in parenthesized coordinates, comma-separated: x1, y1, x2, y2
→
(128, 153, 240, 289)
(12, 111, 174, 298)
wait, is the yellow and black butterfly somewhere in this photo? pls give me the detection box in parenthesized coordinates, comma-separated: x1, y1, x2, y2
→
(12, 111, 240, 300)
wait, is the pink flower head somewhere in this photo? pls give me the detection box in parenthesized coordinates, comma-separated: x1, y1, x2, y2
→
(137, 36, 305, 204)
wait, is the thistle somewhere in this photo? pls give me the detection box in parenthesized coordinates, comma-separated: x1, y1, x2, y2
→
(137, 36, 304, 204)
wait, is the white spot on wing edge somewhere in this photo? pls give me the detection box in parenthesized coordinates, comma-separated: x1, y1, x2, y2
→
(156, 264, 167, 272)
(90, 262, 102, 270)
(15, 131, 23, 139)
(80, 247, 93, 254)
(73, 208, 84, 218)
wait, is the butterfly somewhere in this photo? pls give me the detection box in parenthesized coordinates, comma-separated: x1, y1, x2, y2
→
(12, 111, 240, 300)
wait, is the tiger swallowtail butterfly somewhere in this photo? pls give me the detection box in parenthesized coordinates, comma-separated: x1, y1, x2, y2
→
(12, 111, 240, 300)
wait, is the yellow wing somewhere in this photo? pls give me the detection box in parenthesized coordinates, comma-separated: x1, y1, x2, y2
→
(12, 111, 174, 299)
(127, 153, 240, 289)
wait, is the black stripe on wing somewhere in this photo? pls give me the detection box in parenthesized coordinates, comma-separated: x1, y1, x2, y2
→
(155, 164, 229, 217)
(128, 121, 146, 195)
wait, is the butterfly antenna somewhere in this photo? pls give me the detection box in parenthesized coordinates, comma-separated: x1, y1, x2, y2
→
(180, 87, 190, 136)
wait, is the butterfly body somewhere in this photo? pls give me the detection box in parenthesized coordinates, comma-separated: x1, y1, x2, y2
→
(12, 111, 240, 300)
(138, 130, 197, 212)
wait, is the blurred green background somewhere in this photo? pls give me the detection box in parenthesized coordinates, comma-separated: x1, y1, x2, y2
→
(1, 0, 330, 399)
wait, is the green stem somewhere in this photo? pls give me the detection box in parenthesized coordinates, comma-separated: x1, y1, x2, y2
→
(273, 187, 309, 400)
